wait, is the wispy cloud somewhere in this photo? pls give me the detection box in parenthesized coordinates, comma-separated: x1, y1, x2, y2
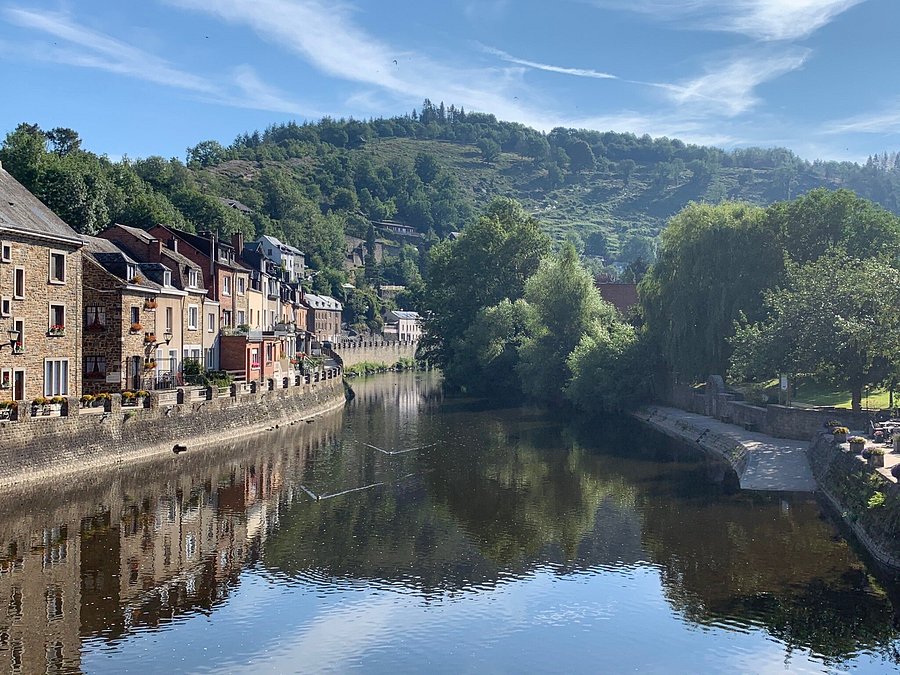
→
(591, 0, 866, 41)
(2, 6, 318, 117)
(666, 50, 809, 116)
(821, 103, 900, 135)
(481, 45, 618, 80)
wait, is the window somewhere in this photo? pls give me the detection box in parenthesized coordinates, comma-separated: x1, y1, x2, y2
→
(223, 310, 232, 328)
(237, 277, 245, 295)
(126, 264, 137, 282)
(188, 305, 199, 330)
(49, 251, 66, 283)
(188, 269, 200, 288)
(85, 306, 105, 330)
(13, 319, 23, 352)
(0, 297, 9, 318)
(265, 343, 274, 364)
(237, 310, 245, 327)
(130, 306, 140, 326)
(84, 356, 106, 379)
(222, 275, 231, 296)
(250, 347, 260, 369)
(43, 359, 69, 397)
(49, 304, 65, 333)
(13, 268, 24, 299)
(205, 348, 215, 370)
(0, 243, 10, 263)
(207, 312, 215, 332)
(165, 307, 173, 332)
(163, 269, 172, 287)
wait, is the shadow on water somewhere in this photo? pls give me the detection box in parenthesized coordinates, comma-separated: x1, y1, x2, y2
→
(0, 371, 898, 672)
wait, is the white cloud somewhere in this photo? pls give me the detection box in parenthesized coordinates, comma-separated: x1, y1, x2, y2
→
(2, 7, 318, 117)
(666, 50, 809, 116)
(591, 0, 866, 41)
(481, 45, 619, 80)
(821, 104, 900, 136)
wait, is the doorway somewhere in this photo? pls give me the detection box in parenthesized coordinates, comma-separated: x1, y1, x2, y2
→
(13, 370, 24, 401)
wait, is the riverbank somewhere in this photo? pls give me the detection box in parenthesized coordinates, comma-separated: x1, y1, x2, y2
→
(635, 405, 816, 491)
(0, 374, 346, 489)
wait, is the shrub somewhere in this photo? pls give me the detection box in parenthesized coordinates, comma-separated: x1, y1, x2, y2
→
(122, 390, 136, 400)
(744, 384, 770, 407)
(832, 426, 849, 435)
(867, 491, 886, 509)
(50, 396, 65, 405)
(32, 396, 50, 405)
(848, 435, 866, 445)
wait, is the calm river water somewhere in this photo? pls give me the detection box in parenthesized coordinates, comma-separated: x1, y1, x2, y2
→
(1, 372, 899, 673)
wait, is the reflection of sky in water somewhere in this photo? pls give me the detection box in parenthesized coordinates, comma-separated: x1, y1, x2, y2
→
(5, 373, 900, 673)
(82, 567, 869, 674)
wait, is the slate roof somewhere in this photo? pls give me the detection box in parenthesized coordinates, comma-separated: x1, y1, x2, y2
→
(0, 165, 82, 245)
(82, 236, 161, 290)
(303, 293, 342, 312)
(390, 310, 421, 321)
(104, 224, 206, 293)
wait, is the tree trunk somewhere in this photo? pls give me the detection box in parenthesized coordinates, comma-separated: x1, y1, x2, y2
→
(851, 386, 862, 412)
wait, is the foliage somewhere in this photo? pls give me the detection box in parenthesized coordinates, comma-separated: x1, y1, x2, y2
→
(730, 252, 900, 411)
(419, 197, 550, 388)
(641, 202, 780, 382)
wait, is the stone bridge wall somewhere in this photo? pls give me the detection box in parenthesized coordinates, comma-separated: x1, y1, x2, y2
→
(668, 379, 871, 441)
(0, 369, 345, 488)
(331, 339, 417, 368)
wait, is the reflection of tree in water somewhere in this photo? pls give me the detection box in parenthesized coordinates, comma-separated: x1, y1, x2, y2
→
(629, 442, 900, 662)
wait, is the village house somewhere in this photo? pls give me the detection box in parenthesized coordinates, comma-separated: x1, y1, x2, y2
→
(301, 293, 343, 343)
(384, 310, 422, 342)
(0, 163, 83, 404)
(250, 234, 306, 283)
(98, 224, 216, 381)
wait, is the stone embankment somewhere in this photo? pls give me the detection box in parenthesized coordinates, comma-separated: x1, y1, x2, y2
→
(636, 405, 816, 492)
(808, 435, 900, 569)
(330, 339, 417, 368)
(0, 370, 345, 488)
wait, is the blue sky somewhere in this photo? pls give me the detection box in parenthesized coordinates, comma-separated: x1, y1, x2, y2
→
(0, 0, 897, 163)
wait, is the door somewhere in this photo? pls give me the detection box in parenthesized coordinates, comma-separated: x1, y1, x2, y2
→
(130, 356, 142, 390)
(12, 370, 24, 401)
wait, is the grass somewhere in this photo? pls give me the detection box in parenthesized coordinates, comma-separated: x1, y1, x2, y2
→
(792, 378, 893, 410)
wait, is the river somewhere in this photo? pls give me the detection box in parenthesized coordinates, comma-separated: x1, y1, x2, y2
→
(1, 372, 898, 673)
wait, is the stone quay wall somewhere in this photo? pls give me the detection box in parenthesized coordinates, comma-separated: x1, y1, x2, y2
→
(331, 339, 417, 368)
(808, 434, 900, 570)
(0, 368, 345, 488)
(668, 378, 871, 441)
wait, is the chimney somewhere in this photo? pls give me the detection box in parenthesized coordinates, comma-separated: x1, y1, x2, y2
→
(167, 238, 178, 254)
(155, 238, 164, 262)
(231, 232, 244, 256)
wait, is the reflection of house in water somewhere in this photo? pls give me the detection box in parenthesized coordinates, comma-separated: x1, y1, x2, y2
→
(0, 413, 340, 671)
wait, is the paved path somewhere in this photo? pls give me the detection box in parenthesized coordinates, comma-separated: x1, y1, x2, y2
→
(642, 405, 817, 492)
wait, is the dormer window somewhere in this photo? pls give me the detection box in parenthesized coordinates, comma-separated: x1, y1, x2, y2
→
(187, 269, 200, 288)
(163, 270, 172, 287)
(126, 264, 137, 282)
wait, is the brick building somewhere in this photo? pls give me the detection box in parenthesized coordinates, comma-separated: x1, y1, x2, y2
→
(301, 293, 343, 342)
(81, 236, 162, 393)
(0, 164, 83, 403)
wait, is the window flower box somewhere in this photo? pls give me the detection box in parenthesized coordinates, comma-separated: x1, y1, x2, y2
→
(130, 322, 143, 334)
(86, 320, 106, 333)
(47, 325, 65, 337)
(144, 298, 158, 310)
(144, 333, 156, 344)
(12, 342, 23, 355)
(0, 401, 16, 421)
(143, 360, 156, 371)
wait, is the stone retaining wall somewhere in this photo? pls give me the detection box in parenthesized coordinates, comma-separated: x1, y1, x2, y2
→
(331, 339, 417, 368)
(669, 380, 871, 441)
(808, 434, 900, 570)
(0, 370, 345, 488)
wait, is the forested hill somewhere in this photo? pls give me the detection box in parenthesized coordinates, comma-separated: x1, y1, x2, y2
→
(4, 102, 900, 286)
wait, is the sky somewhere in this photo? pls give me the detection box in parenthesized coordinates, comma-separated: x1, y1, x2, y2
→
(0, 0, 898, 163)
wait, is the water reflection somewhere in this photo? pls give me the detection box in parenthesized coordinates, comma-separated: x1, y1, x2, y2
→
(0, 372, 897, 673)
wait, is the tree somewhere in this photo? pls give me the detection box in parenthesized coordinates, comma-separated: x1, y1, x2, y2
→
(640, 202, 782, 382)
(567, 139, 595, 172)
(730, 252, 900, 412)
(414, 152, 440, 184)
(516, 242, 618, 404)
(419, 197, 550, 388)
(0, 123, 46, 189)
(584, 230, 609, 259)
(477, 138, 501, 163)
(186, 140, 225, 167)
(620, 159, 636, 186)
(45, 127, 81, 156)
(619, 234, 655, 264)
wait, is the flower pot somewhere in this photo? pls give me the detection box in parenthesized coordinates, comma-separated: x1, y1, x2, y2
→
(868, 454, 885, 469)
(850, 442, 865, 455)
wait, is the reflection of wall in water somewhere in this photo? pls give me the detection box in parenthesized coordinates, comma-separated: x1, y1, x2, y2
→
(350, 373, 442, 449)
(0, 410, 341, 664)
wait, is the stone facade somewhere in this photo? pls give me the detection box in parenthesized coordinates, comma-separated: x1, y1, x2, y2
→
(0, 233, 82, 403)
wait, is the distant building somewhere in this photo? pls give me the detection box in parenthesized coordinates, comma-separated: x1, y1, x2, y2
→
(384, 310, 422, 342)
(249, 234, 306, 283)
(374, 221, 422, 239)
(217, 197, 253, 214)
(301, 293, 342, 342)
(597, 283, 639, 315)
(0, 163, 83, 403)
(378, 285, 405, 301)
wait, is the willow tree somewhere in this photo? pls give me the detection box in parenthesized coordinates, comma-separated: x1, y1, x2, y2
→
(640, 202, 782, 382)
(730, 251, 900, 412)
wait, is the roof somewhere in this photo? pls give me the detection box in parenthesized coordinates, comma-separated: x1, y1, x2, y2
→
(156, 225, 251, 272)
(303, 293, 342, 312)
(390, 310, 421, 321)
(597, 283, 639, 314)
(256, 234, 304, 257)
(82, 236, 161, 290)
(0, 165, 83, 246)
(102, 224, 205, 293)
(217, 197, 253, 213)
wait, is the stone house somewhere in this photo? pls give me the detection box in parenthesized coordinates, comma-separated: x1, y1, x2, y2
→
(384, 310, 422, 342)
(147, 226, 250, 333)
(250, 234, 306, 283)
(0, 164, 83, 403)
(81, 237, 162, 393)
(301, 293, 343, 342)
(98, 224, 216, 381)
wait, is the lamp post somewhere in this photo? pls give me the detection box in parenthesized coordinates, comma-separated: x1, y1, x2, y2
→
(0, 329, 20, 352)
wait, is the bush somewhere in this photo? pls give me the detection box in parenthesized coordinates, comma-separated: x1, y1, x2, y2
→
(744, 384, 770, 407)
